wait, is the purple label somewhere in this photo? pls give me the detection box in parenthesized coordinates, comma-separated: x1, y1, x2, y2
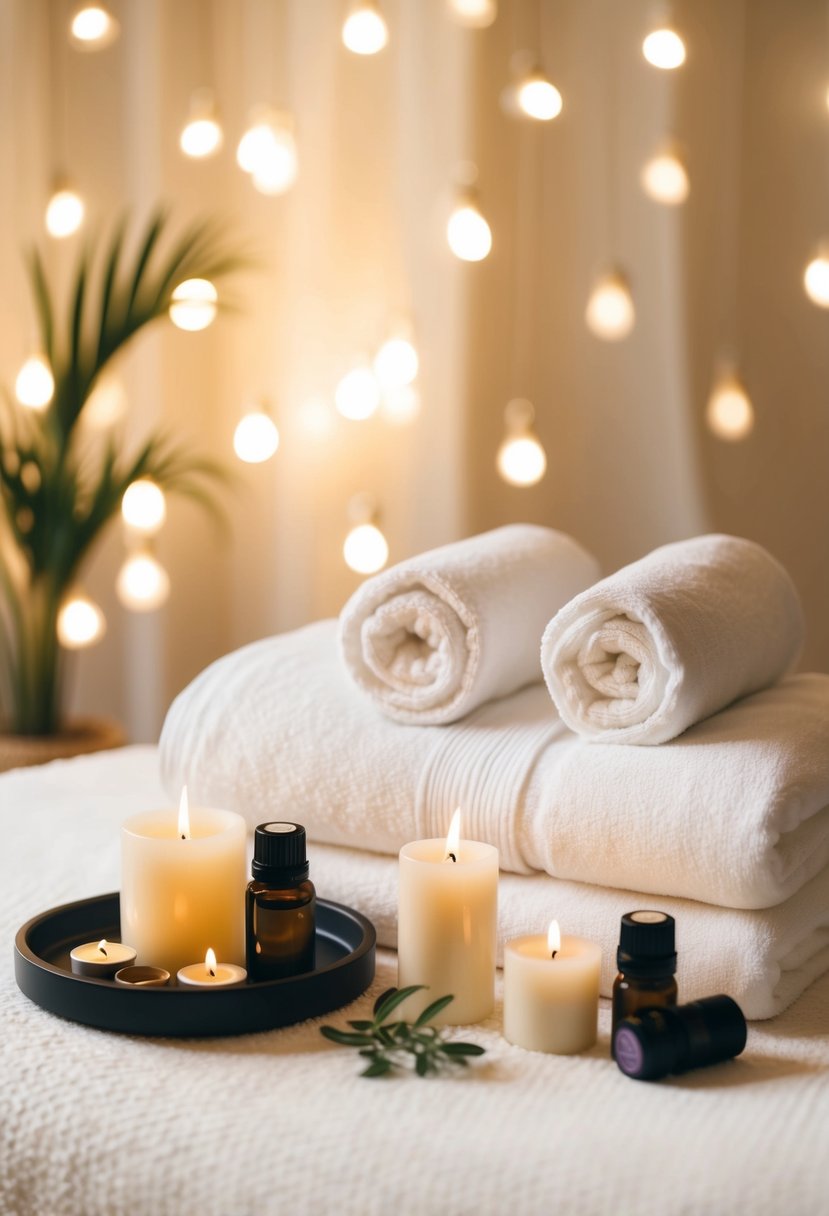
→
(615, 1027, 644, 1076)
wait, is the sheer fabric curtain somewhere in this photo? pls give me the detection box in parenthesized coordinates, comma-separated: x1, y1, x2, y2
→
(0, 0, 826, 741)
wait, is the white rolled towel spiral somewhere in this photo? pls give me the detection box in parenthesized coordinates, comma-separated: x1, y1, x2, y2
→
(339, 524, 600, 725)
(541, 533, 804, 745)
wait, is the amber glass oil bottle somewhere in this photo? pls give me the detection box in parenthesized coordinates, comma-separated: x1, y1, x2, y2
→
(611, 910, 677, 1057)
(246, 822, 316, 982)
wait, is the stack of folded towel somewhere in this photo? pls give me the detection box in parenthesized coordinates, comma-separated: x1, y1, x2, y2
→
(160, 524, 829, 1020)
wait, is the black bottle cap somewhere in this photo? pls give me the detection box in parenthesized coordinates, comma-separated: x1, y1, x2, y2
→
(614, 994, 747, 1082)
(617, 910, 677, 978)
(251, 822, 309, 883)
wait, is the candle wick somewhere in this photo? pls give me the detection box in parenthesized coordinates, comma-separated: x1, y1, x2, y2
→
(208, 967, 216, 978)
(550, 950, 557, 961)
(99, 945, 107, 957)
(446, 852, 457, 863)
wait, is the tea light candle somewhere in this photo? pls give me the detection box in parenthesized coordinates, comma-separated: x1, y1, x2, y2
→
(70, 939, 137, 978)
(121, 787, 246, 976)
(398, 809, 498, 1025)
(503, 920, 602, 1054)
(114, 966, 171, 987)
(177, 948, 247, 988)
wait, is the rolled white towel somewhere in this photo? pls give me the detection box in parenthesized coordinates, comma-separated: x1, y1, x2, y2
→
(541, 534, 804, 745)
(339, 524, 600, 725)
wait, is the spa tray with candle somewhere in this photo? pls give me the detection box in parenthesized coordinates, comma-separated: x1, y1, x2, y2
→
(14, 891, 375, 1037)
(14, 809, 376, 1037)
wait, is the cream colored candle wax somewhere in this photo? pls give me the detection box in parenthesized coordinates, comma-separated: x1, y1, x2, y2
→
(503, 921, 602, 1054)
(121, 788, 246, 976)
(398, 810, 498, 1025)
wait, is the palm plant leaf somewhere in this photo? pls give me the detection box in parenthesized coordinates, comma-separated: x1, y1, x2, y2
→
(0, 211, 246, 734)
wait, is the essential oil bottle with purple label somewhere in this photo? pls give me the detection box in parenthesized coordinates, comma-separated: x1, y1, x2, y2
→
(611, 910, 678, 1055)
(246, 822, 316, 982)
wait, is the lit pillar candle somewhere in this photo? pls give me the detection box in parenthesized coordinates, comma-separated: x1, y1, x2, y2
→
(503, 921, 602, 1054)
(398, 809, 498, 1025)
(121, 787, 246, 976)
(177, 947, 247, 988)
(70, 938, 137, 978)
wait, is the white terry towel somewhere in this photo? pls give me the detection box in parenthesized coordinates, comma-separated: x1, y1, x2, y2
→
(309, 841, 829, 1020)
(339, 524, 600, 725)
(541, 534, 804, 745)
(159, 620, 829, 910)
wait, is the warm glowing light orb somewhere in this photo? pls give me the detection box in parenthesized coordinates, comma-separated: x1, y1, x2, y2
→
(585, 272, 635, 341)
(116, 553, 171, 611)
(343, 523, 389, 574)
(374, 338, 419, 389)
(448, 0, 497, 28)
(517, 75, 563, 121)
(497, 434, 547, 487)
(180, 117, 223, 159)
(335, 367, 382, 420)
(641, 151, 689, 205)
(237, 116, 298, 194)
(447, 203, 492, 262)
(15, 356, 54, 409)
(46, 188, 85, 238)
(169, 279, 218, 331)
(803, 255, 829, 307)
(57, 594, 106, 649)
(706, 375, 754, 441)
(642, 28, 686, 70)
(233, 411, 280, 463)
(121, 479, 167, 535)
(342, 6, 389, 55)
(70, 5, 118, 48)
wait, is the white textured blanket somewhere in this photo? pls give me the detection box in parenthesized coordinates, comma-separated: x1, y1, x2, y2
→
(339, 524, 599, 724)
(541, 534, 803, 744)
(160, 620, 829, 910)
(1, 748, 828, 1216)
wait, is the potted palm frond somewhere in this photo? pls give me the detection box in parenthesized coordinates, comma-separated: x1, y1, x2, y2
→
(0, 211, 240, 768)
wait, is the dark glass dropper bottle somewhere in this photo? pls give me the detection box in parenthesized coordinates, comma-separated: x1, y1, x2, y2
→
(246, 822, 316, 981)
(611, 910, 677, 1056)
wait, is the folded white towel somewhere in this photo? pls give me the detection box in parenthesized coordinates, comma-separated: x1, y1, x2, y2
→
(309, 841, 829, 1020)
(541, 534, 804, 745)
(339, 524, 600, 725)
(159, 621, 829, 909)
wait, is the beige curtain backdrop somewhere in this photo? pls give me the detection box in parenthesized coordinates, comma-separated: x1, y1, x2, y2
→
(1, 0, 827, 742)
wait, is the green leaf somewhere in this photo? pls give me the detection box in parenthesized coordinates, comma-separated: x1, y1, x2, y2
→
(415, 1054, 430, 1077)
(373, 986, 425, 1024)
(319, 1027, 374, 1048)
(361, 1059, 392, 1078)
(27, 248, 54, 364)
(440, 1042, 486, 1057)
(347, 1020, 376, 1032)
(414, 994, 455, 1027)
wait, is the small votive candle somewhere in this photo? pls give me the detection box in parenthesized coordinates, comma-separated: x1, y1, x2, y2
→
(503, 921, 602, 1054)
(70, 939, 137, 979)
(114, 966, 171, 988)
(177, 948, 247, 989)
(398, 810, 498, 1025)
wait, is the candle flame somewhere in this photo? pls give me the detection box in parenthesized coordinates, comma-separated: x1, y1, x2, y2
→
(205, 947, 217, 978)
(97, 939, 108, 957)
(444, 807, 462, 862)
(547, 919, 561, 959)
(178, 785, 191, 840)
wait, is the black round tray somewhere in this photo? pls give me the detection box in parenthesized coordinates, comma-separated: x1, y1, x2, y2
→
(14, 892, 375, 1037)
